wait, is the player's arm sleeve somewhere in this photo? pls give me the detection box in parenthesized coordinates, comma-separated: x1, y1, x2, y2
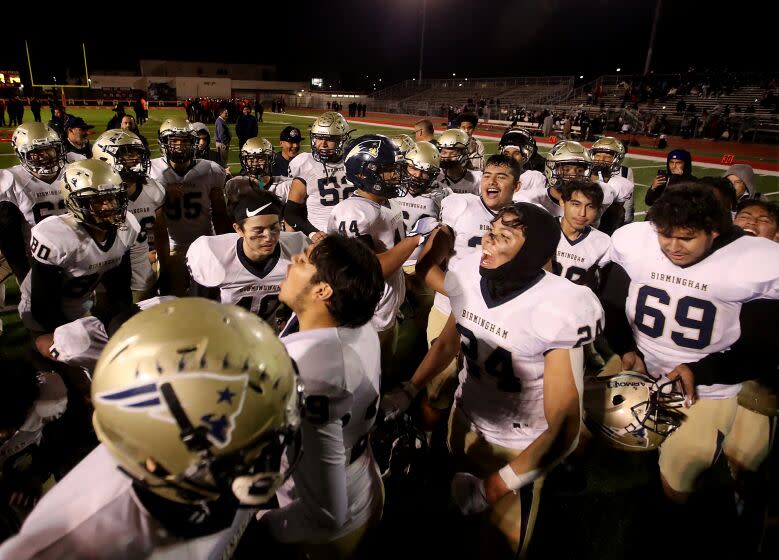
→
(96, 251, 133, 326)
(30, 259, 68, 332)
(685, 299, 779, 386)
(283, 181, 318, 236)
(597, 262, 636, 356)
(263, 419, 349, 542)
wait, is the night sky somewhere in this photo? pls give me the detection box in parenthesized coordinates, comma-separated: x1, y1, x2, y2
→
(2, 0, 775, 91)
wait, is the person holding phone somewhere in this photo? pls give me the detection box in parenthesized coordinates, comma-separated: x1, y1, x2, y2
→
(645, 149, 696, 206)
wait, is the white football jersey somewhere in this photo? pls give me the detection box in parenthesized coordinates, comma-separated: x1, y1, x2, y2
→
(19, 214, 139, 329)
(605, 174, 635, 223)
(50, 296, 176, 371)
(289, 152, 356, 233)
(268, 325, 383, 543)
(0, 445, 234, 560)
(268, 177, 293, 203)
(447, 252, 604, 449)
(64, 152, 86, 164)
(394, 186, 449, 265)
(187, 232, 309, 322)
(327, 196, 406, 331)
(434, 193, 498, 315)
(468, 138, 486, 171)
(127, 178, 166, 293)
(0, 165, 66, 226)
(611, 222, 779, 399)
(517, 169, 547, 199)
(553, 221, 612, 286)
(150, 158, 226, 251)
(435, 169, 482, 195)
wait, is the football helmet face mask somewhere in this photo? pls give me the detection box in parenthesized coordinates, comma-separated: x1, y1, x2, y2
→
(590, 137, 625, 180)
(190, 122, 211, 158)
(437, 129, 470, 170)
(544, 140, 593, 188)
(498, 128, 537, 165)
(402, 141, 441, 196)
(91, 298, 303, 505)
(345, 134, 404, 198)
(310, 112, 352, 165)
(12, 123, 66, 178)
(390, 134, 416, 156)
(159, 117, 198, 164)
(92, 129, 150, 182)
(240, 137, 274, 178)
(583, 372, 686, 452)
(61, 160, 129, 229)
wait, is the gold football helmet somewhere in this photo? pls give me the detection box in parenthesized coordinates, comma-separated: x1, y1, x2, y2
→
(60, 159, 128, 228)
(310, 112, 352, 164)
(544, 140, 593, 188)
(11, 122, 66, 177)
(403, 141, 441, 196)
(390, 134, 416, 156)
(437, 128, 470, 169)
(583, 372, 686, 452)
(92, 129, 150, 182)
(92, 298, 303, 505)
(590, 136, 626, 179)
(240, 137, 274, 177)
(158, 117, 197, 164)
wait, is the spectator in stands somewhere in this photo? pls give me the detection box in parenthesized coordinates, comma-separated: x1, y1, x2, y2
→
(63, 117, 94, 161)
(272, 126, 303, 177)
(120, 115, 149, 151)
(724, 164, 762, 202)
(235, 105, 258, 150)
(457, 113, 485, 171)
(214, 106, 231, 164)
(645, 149, 696, 206)
(414, 119, 437, 148)
(542, 112, 554, 137)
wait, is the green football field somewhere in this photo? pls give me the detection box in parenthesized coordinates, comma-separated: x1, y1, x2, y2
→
(0, 109, 777, 557)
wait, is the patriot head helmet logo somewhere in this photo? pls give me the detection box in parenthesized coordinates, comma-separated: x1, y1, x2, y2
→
(347, 139, 381, 160)
(95, 372, 249, 449)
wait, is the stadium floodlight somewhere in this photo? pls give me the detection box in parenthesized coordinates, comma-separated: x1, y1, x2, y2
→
(579, 75, 584, 79)
(616, 68, 621, 72)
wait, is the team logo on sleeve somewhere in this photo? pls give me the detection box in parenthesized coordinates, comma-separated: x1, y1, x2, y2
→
(95, 373, 248, 448)
(347, 139, 381, 160)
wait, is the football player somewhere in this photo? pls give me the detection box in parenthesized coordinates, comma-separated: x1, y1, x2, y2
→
(0, 123, 67, 282)
(390, 133, 416, 157)
(395, 142, 446, 335)
(552, 179, 611, 290)
(18, 160, 139, 349)
(150, 117, 230, 296)
(536, 140, 615, 226)
(598, 183, 779, 544)
(0, 298, 302, 559)
(93, 129, 168, 300)
(191, 121, 225, 166)
(260, 235, 385, 557)
(733, 199, 779, 240)
(413, 154, 522, 444)
(284, 112, 355, 240)
(458, 114, 485, 171)
(327, 134, 426, 378)
(384, 202, 603, 557)
(497, 128, 546, 199)
(187, 189, 309, 331)
(435, 129, 482, 195)
(589, 136, 634, 228)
